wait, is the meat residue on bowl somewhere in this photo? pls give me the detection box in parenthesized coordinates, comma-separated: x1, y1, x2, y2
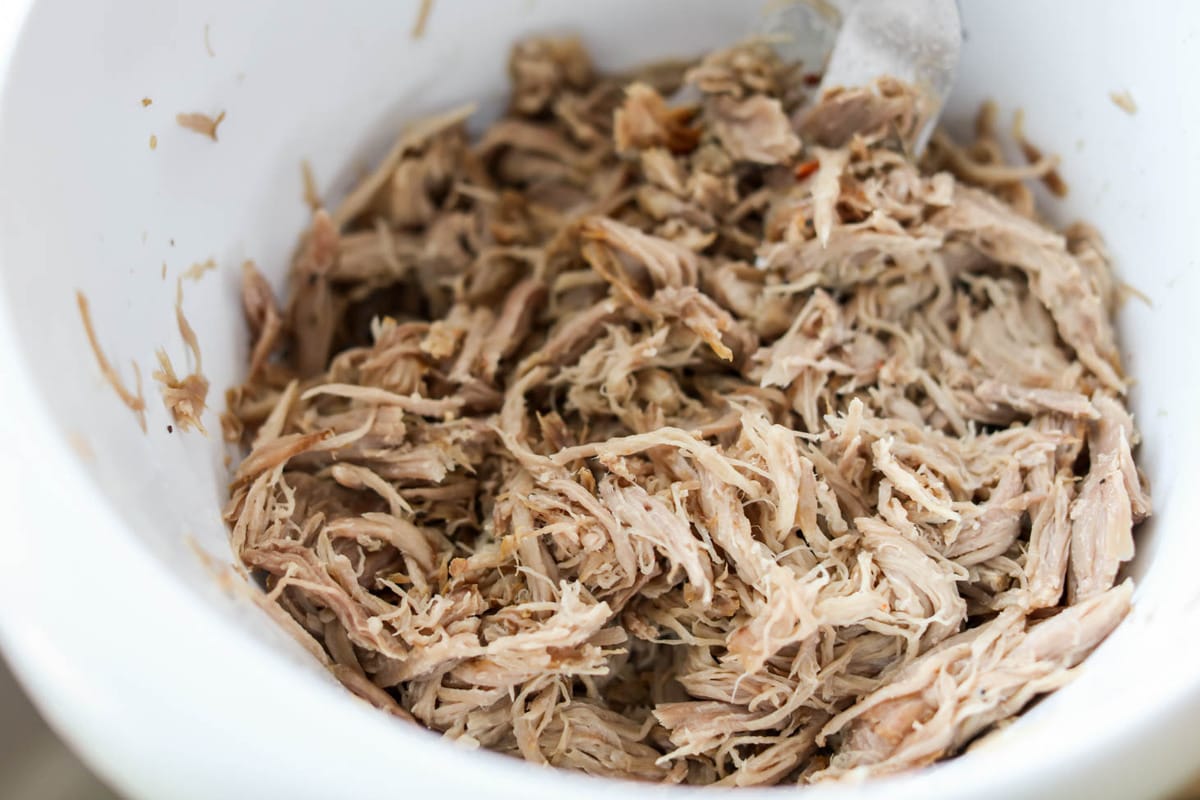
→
(1110, 89, 1138, 115)
(153, 280, 210, 434)
(77, 290, 147, 432)
(222, 37, 1150, 785)
(176, 110, 226, 141)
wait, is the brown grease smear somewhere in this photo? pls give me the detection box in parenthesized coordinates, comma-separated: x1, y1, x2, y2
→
(67, 431, 95, 461)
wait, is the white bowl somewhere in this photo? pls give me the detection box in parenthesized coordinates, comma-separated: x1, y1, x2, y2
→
(1, 1, 1198, 798)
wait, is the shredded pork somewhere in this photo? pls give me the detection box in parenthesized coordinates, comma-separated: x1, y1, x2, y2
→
(223, 38, 1149, 786)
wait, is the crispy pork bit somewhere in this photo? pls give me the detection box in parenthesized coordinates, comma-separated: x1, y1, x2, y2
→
(614, 83, 701, 155)
(223, 36, 1149, 786)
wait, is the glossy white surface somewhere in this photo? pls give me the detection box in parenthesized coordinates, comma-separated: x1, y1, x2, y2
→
(0, 1, 1197, 798)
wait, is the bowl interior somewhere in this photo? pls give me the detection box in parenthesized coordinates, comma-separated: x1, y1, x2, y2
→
(1, 1, 1199, 798)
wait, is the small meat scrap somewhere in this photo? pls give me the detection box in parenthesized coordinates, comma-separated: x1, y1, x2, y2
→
(176, 110, 226, 141)
(410, 0, 433, 39)
(76, 290, 147, 431)
(1109, 89, 1137, 115)
(153, 350, 209, 433)
(301, 160, 321, 212)
(153, 281, 209, 433)
(221, 35, 1149, 788)
(181, 258, 217, 282)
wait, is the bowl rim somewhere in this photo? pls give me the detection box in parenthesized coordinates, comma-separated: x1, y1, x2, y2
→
(1, 1, 1199, 798)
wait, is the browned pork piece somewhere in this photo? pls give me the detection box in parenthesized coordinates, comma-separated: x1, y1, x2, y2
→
(223, 36, 1149, 786)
